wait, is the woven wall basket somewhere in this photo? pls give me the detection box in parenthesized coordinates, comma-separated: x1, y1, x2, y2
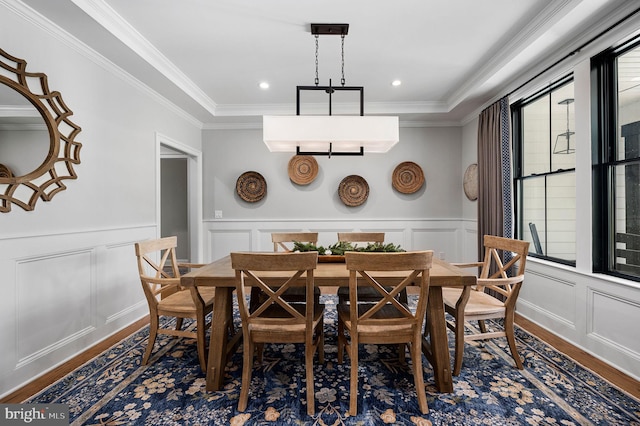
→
(288, 155, 318, 185)
(392, 161, 424, 194)
(463, 163, 478, 201)
(338, 175, 369, 207)
(236, 171, 267, 202)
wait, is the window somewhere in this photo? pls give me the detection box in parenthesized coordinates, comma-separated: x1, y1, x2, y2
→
(512, 77, 576, 265)
(593, 36, 640, 281)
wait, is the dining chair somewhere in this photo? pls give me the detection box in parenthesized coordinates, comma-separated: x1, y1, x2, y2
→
(337, 250, 433, 415)
(134, 236, 215, 372)
(231, 251, 324, 416)
(438, 235, 530, 376)
(335, 232, 387, 305)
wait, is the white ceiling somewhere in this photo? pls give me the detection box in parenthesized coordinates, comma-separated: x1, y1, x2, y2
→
(16, 0, 636, 127)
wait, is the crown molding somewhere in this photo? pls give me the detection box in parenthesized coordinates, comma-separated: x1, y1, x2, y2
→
(211, 100, 449, 117)
(2, 0, 203, 128)
(70, 0, 217, 118)
(445, 0, 577, 111)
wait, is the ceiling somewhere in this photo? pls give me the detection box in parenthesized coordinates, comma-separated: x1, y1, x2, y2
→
(14, 0, 637, 127)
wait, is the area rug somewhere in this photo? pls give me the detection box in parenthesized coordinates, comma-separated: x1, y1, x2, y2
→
(26, 295, 640, 425)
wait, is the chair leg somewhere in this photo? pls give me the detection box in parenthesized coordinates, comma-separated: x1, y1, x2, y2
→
(337, 316, 345, 364)
(318, 318, 325, 364)
(256, 344, 264, 364)
(226, 306, 234, 336)
(305, 343, 315, 416)
(143, 316, 159, 365)
(398, 343, 406, 363)
(478, 319, 487, 333)
(196, 312, 208, 372)
(238, 337, 254, 412)
(411, 339, 429, 414)
(175, 317, 184, 331)
(452, 311, 466, 376)
(504, 314, 524, 370)
(349, 336, 359, 416)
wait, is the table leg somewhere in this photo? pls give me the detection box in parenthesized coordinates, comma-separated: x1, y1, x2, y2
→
(422, 286, 453, 393)
(206, 287, 232, 391)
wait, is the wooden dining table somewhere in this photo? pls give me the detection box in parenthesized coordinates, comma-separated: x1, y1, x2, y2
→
(181, 254, 477, 393)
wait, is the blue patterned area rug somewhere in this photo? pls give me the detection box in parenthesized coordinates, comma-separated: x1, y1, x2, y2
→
(26, 295, 639, 425)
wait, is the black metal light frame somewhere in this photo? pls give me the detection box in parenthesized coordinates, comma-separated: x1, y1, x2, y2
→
(295, 23, 365, 157)
(295, 83, 365, 157)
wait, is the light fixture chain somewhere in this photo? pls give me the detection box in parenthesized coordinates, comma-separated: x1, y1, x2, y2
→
(315, 34, 319, 86)
(341, 33, 345, 86)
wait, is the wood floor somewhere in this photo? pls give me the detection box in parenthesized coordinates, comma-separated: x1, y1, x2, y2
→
(1, 313, 639, 403)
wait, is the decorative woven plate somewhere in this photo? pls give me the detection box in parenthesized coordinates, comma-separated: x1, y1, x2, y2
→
(392, 161, 424, 194)
(463, 163, 478, 201)
(338, 175, 369, 207)
(288, 155, 318, 185)
(236, 171, 267, 203)
(0, 164, 13, 179)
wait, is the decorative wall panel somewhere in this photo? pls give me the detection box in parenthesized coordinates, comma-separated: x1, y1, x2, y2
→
(16, 250, 94, 364)
(519, 269, 577, 327)
(590, 290, 640, 354)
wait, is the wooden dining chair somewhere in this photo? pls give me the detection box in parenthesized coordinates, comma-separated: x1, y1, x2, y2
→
(231, 251, 324, 416)
(335, 232, 386, 305)
(439, 235, 530, 375)
(337, 250, 433, 415)
(134, 236, 215, 372)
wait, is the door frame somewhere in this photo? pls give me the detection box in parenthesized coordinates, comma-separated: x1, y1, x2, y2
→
(156, 132, 203, 262)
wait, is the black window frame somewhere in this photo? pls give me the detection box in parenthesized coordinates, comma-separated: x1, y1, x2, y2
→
(512, 74, 576, 267)
(592, 35, 640, 282)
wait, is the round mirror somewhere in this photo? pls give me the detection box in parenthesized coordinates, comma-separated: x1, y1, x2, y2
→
(0, 48, 82, 212)
(0, 84, 52, 178)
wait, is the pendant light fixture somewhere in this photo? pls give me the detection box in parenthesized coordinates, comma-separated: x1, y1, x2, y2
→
(553, 98, 575, 154)
(263, 23, 399, 157)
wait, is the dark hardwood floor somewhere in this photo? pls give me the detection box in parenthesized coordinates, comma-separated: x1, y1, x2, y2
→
(1, 313, 638, 403)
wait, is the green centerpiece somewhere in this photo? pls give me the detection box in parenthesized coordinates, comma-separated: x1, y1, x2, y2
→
(292, 241, 405, 261)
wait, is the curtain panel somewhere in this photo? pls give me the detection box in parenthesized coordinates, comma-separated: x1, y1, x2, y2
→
(477, 97, 513, 261)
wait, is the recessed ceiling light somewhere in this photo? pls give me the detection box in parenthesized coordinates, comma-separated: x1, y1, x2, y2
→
(259, 82, 270, 89)
(391, 80, 402, 86)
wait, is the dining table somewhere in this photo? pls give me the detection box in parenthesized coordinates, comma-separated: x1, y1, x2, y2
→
(181, 254, 477, 393)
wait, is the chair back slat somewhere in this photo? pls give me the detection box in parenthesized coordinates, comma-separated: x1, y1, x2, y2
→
(135, 236, 182, 302)
(337, 232, 385, 244)
(345, 251, 433, 330)
(232, 251, 318, 327)
(478, 235, 529, 295)
(272, 232, 318, 252)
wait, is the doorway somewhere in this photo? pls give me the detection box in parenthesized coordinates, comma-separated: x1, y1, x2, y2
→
(157, 133, 203, 263)
(161, 157, 189, 259)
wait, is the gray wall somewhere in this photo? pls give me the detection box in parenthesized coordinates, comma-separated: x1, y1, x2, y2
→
(203, 126, 464, 221)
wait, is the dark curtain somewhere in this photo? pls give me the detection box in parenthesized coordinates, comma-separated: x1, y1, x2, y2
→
(477, 97, 512, 262)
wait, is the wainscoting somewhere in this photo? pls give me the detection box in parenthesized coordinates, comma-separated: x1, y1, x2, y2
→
(203, 218, 479, 263)
(518, 259, 640, 382)
(0, 226, 156, 398)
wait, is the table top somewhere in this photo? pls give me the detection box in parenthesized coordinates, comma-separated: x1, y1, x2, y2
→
(181, 255, 477, 288)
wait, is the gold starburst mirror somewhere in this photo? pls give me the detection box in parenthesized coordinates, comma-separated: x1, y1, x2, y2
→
(0, 48, 82, 212)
